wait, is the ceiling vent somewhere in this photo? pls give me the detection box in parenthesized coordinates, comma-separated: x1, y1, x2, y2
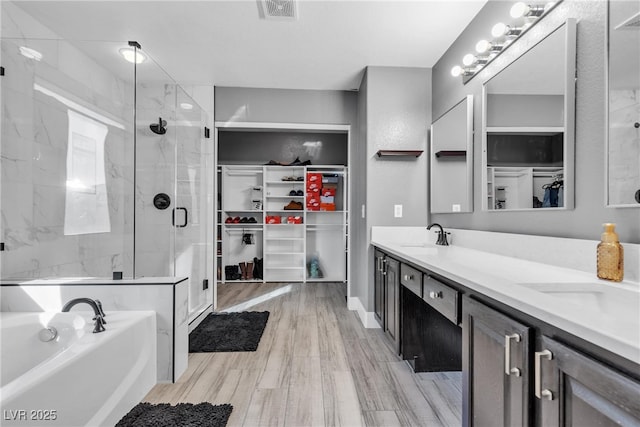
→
(258, 0, 298, 21)
(615, 11, 640, 31)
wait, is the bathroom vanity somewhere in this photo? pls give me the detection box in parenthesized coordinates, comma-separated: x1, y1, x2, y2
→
(371, 227, 640, 427)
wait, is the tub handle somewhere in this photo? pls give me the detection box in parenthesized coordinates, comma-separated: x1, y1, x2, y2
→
(95, 299, 107, 323)
(39, 326, 58, 342)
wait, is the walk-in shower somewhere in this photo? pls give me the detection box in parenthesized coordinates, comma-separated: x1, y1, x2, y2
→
(0, 9, 213, 320)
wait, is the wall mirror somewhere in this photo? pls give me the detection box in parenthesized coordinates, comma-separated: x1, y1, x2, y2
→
(430, 95, 473, 213)
(606, 0, 640, 207)
(481, 19, 576, 211)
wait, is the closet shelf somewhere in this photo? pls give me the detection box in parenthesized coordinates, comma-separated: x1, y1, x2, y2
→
(435, 150, 466, 158)
(376, 150, 423, 158)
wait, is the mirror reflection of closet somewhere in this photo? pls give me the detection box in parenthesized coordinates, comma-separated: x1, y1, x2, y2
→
(481, 19, 576, 211)
(430, 95, 473, 213)
(606, 0, 640, 207)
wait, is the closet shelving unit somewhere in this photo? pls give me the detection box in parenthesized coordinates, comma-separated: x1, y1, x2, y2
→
(221, 166, 264, 282)
(220, 164, 348, 283)
(485, 126, 564, 210)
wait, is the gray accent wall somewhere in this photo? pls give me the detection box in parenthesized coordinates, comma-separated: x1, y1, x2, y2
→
(215, 87, 356, 125)
(360, 66, 432, 311)
(431, 0, 640, 243)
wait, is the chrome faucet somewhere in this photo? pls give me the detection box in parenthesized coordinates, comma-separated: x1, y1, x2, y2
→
(427, 223, 449, 246)
(61, 298, 106, 333)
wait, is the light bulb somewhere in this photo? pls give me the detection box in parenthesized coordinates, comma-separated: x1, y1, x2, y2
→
(510, 2, 529, 18)
(119, 47, 146, 64)
(462, 54, 476, 66)
(492, 22, 508, 38)
(451, 65, 463, 77)
(476, 39, 492, 53)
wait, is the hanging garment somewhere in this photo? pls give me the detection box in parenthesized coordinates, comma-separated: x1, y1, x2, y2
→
(549, 188, 559, 207)
(558, 187, 564, 207)
(543, 188, 551, 207)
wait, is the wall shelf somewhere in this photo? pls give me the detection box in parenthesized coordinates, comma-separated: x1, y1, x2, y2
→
(435, 150, 466, 158)
(376, 150, 423, 158)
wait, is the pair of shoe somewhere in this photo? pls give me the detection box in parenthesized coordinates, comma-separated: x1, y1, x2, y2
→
(288, 189, 304, 196)
(239, 261, 254, 280)
(265, 157, 312, 167)
(284, 200, 303, 210)
(225, 216, 258, 224)
(281, 176, 304, 181)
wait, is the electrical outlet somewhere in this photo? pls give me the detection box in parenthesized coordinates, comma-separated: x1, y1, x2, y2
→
(452, 204, 461, 212)
(394, 204, 403, 218)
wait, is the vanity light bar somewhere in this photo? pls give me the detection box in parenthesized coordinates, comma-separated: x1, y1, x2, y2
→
(450, 1, 560, 83)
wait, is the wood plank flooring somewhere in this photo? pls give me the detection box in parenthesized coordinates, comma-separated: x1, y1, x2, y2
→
(144, 282, 462, 426)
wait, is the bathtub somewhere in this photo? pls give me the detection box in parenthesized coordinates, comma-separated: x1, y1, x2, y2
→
(0, 311, 157, 426)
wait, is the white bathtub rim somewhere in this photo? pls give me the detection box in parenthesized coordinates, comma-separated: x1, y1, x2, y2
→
(0, 311, 156, 404)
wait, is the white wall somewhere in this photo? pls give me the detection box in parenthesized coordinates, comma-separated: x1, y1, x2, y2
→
(431, 0, 640, 243)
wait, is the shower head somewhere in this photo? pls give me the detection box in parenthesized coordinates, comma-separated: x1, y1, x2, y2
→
(150, 117, 167, 135)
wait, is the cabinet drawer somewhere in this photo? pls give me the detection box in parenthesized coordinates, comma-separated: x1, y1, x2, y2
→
(423, 274, 459, 324)
(400, 264, 422, 298)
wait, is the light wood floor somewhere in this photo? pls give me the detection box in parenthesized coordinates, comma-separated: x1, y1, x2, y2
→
(144, 282, 462, 426)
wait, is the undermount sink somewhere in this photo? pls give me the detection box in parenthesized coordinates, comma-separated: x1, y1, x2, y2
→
(518, 282, 640, 322)
(399, 243, 437, 255)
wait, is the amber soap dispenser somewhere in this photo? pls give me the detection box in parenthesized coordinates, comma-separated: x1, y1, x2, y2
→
(597, 223, 624, 282)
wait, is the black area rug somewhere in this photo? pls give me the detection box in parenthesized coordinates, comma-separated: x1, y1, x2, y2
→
(116, 402, 232, 427)
(189, 311, 269, 352)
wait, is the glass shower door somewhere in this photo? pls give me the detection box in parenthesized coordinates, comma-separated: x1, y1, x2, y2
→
(175, 87, 210, 319)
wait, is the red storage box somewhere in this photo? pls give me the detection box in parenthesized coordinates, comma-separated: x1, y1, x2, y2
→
(287, 216, 303, 224)
(266, 215, 281, 224)
(321, 188, 336, 197)
(320, 203, 336, 211)
(306, 182, 322, 191)
(306, 173, 322, 183)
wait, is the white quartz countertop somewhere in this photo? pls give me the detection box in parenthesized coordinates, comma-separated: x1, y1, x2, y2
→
(371, 230, 640, 366)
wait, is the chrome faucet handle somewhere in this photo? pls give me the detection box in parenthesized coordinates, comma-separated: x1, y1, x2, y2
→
(92, 315, 106, 333)
(95, 299, 107, 323)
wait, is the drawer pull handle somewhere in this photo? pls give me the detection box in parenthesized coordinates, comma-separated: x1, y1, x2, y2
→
(535, 349, 554, 400)
(504, 333, 521, 376)
(429, 291, 442, 299)
(403, 274, 414, 281)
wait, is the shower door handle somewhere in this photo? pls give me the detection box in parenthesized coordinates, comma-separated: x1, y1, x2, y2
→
(172, 207, 188, 228)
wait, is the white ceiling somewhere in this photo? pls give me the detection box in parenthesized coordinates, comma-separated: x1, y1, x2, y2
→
(8, 0, 488, 91)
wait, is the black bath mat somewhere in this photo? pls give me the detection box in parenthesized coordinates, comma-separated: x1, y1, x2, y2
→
(116, 402, 232, 427)
(189, 311, 269, 352)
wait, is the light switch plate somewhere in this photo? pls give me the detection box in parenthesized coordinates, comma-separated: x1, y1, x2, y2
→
(394, 204, 403, 218)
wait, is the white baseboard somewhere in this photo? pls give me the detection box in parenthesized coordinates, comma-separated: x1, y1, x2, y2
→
(347, 296, 381, 329)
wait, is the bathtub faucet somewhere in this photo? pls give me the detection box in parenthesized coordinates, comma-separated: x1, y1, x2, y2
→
(61, 298, 106, 333)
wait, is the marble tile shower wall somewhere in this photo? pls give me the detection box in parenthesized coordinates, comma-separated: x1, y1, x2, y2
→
(134, 83, 178, 277)
(609, 89, 640, 205)
(0, 38, 135, 279)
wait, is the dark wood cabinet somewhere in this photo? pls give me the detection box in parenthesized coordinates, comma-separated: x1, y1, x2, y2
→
(373, 250, 400, 354)
(384, 256, 400, 354)
(373, 249, 385, 324)
(537, 336, 640, 427)
(463, 296, 532, 427)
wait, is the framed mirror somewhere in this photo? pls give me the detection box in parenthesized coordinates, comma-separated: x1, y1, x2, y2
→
(481, 19, 576, 211)
(430, 95, 473, 213)
(606, 0, 640, 207)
